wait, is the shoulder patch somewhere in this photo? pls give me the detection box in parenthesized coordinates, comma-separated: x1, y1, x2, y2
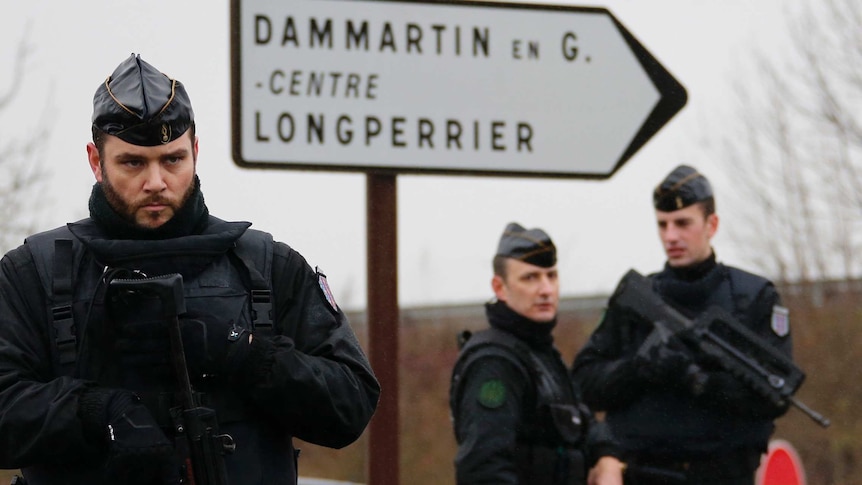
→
(771, 305, 790, 337)
(478, 379, 507, 409)
(316, 266, 339, 312)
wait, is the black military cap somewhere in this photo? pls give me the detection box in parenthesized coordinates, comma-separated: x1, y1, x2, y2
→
(653, 165, 714, 212)
(496, 222, 556, 268)
(92, 54, 194, 146)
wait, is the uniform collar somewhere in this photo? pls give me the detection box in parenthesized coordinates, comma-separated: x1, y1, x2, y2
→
(665, 251, 717, 282)
(67, 216, 251, 278)
(485, 300, 556, 349)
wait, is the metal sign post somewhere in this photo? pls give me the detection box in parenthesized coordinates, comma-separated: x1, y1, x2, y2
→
(230, 1, 687, 483)
(365, 173, 399, 485)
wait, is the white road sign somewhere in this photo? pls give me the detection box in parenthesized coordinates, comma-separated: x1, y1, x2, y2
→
(230, 0, 686, 178)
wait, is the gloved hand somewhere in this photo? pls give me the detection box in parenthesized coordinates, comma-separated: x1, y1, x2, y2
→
(703, 371, 790, 417)
(78, 388, 177, 484)
(634, 337, 695, 384)
(180, 319, 255, 381)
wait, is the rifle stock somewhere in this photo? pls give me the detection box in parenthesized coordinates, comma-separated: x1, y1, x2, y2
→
(109, 273, 235, 484)
(612, 269, 830, 428)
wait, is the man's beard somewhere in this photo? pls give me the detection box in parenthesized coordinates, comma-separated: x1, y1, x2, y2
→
(101, 172, 195, 228)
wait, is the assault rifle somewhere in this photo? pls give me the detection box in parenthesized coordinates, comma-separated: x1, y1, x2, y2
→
(109, 273, 235, 484)
(611, 269, 830, 428)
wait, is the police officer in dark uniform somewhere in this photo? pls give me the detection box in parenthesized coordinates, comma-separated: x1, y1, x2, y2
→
(572, 166, 792, 485)
(450, 223, 624, 485)
(0, 54, 379, 485)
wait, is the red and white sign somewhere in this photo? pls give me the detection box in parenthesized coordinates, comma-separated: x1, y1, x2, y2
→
(757, 440, 806, 485)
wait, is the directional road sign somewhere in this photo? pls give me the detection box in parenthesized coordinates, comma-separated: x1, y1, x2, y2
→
(231, 0, 687, 178)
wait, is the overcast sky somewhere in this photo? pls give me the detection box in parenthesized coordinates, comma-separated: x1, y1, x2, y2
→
(0, 0, 799, 310)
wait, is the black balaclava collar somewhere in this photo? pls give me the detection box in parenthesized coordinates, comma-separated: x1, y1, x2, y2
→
(658, 251, 724, 313)
(666, 250, 717, 282)
(89, 174, 209, 240)
(485, 299, 556, 349)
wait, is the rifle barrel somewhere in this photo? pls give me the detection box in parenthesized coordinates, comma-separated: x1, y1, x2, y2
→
(790, 397, 831, 428)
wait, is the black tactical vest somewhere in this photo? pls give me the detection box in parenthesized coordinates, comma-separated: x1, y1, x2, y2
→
(25, 216, 274, 425)
(451, 328, 588, 485)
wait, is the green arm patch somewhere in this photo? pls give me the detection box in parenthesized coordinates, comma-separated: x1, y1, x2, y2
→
(478, 379, 507, 409)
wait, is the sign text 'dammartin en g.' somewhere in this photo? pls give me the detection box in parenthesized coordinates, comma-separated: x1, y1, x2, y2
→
(231, 0, 686, 178)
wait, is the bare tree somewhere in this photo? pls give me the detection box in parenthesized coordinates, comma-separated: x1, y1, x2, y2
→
(0, 27, 51, 253)
(708, 0, 862, 285)
(701, 3, 862, 483)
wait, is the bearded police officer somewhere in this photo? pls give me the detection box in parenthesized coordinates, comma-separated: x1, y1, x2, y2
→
(572, 165, 793, 485)
(0, 54, 379, 485)
(450, 223, 624, 485)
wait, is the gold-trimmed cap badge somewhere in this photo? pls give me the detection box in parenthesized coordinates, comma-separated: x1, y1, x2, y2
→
(160, 123, 171, 144)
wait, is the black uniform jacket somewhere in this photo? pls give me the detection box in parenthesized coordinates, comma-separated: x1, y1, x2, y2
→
(451, 301, 618, 485)
(0, 217, 380, 484)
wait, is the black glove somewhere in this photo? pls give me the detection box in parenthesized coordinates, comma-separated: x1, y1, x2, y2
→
(180, 319, 255, 381)
(695, 370, 790, 417)
(635, 337, 695, 384)
(79, 388, 178, 484)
